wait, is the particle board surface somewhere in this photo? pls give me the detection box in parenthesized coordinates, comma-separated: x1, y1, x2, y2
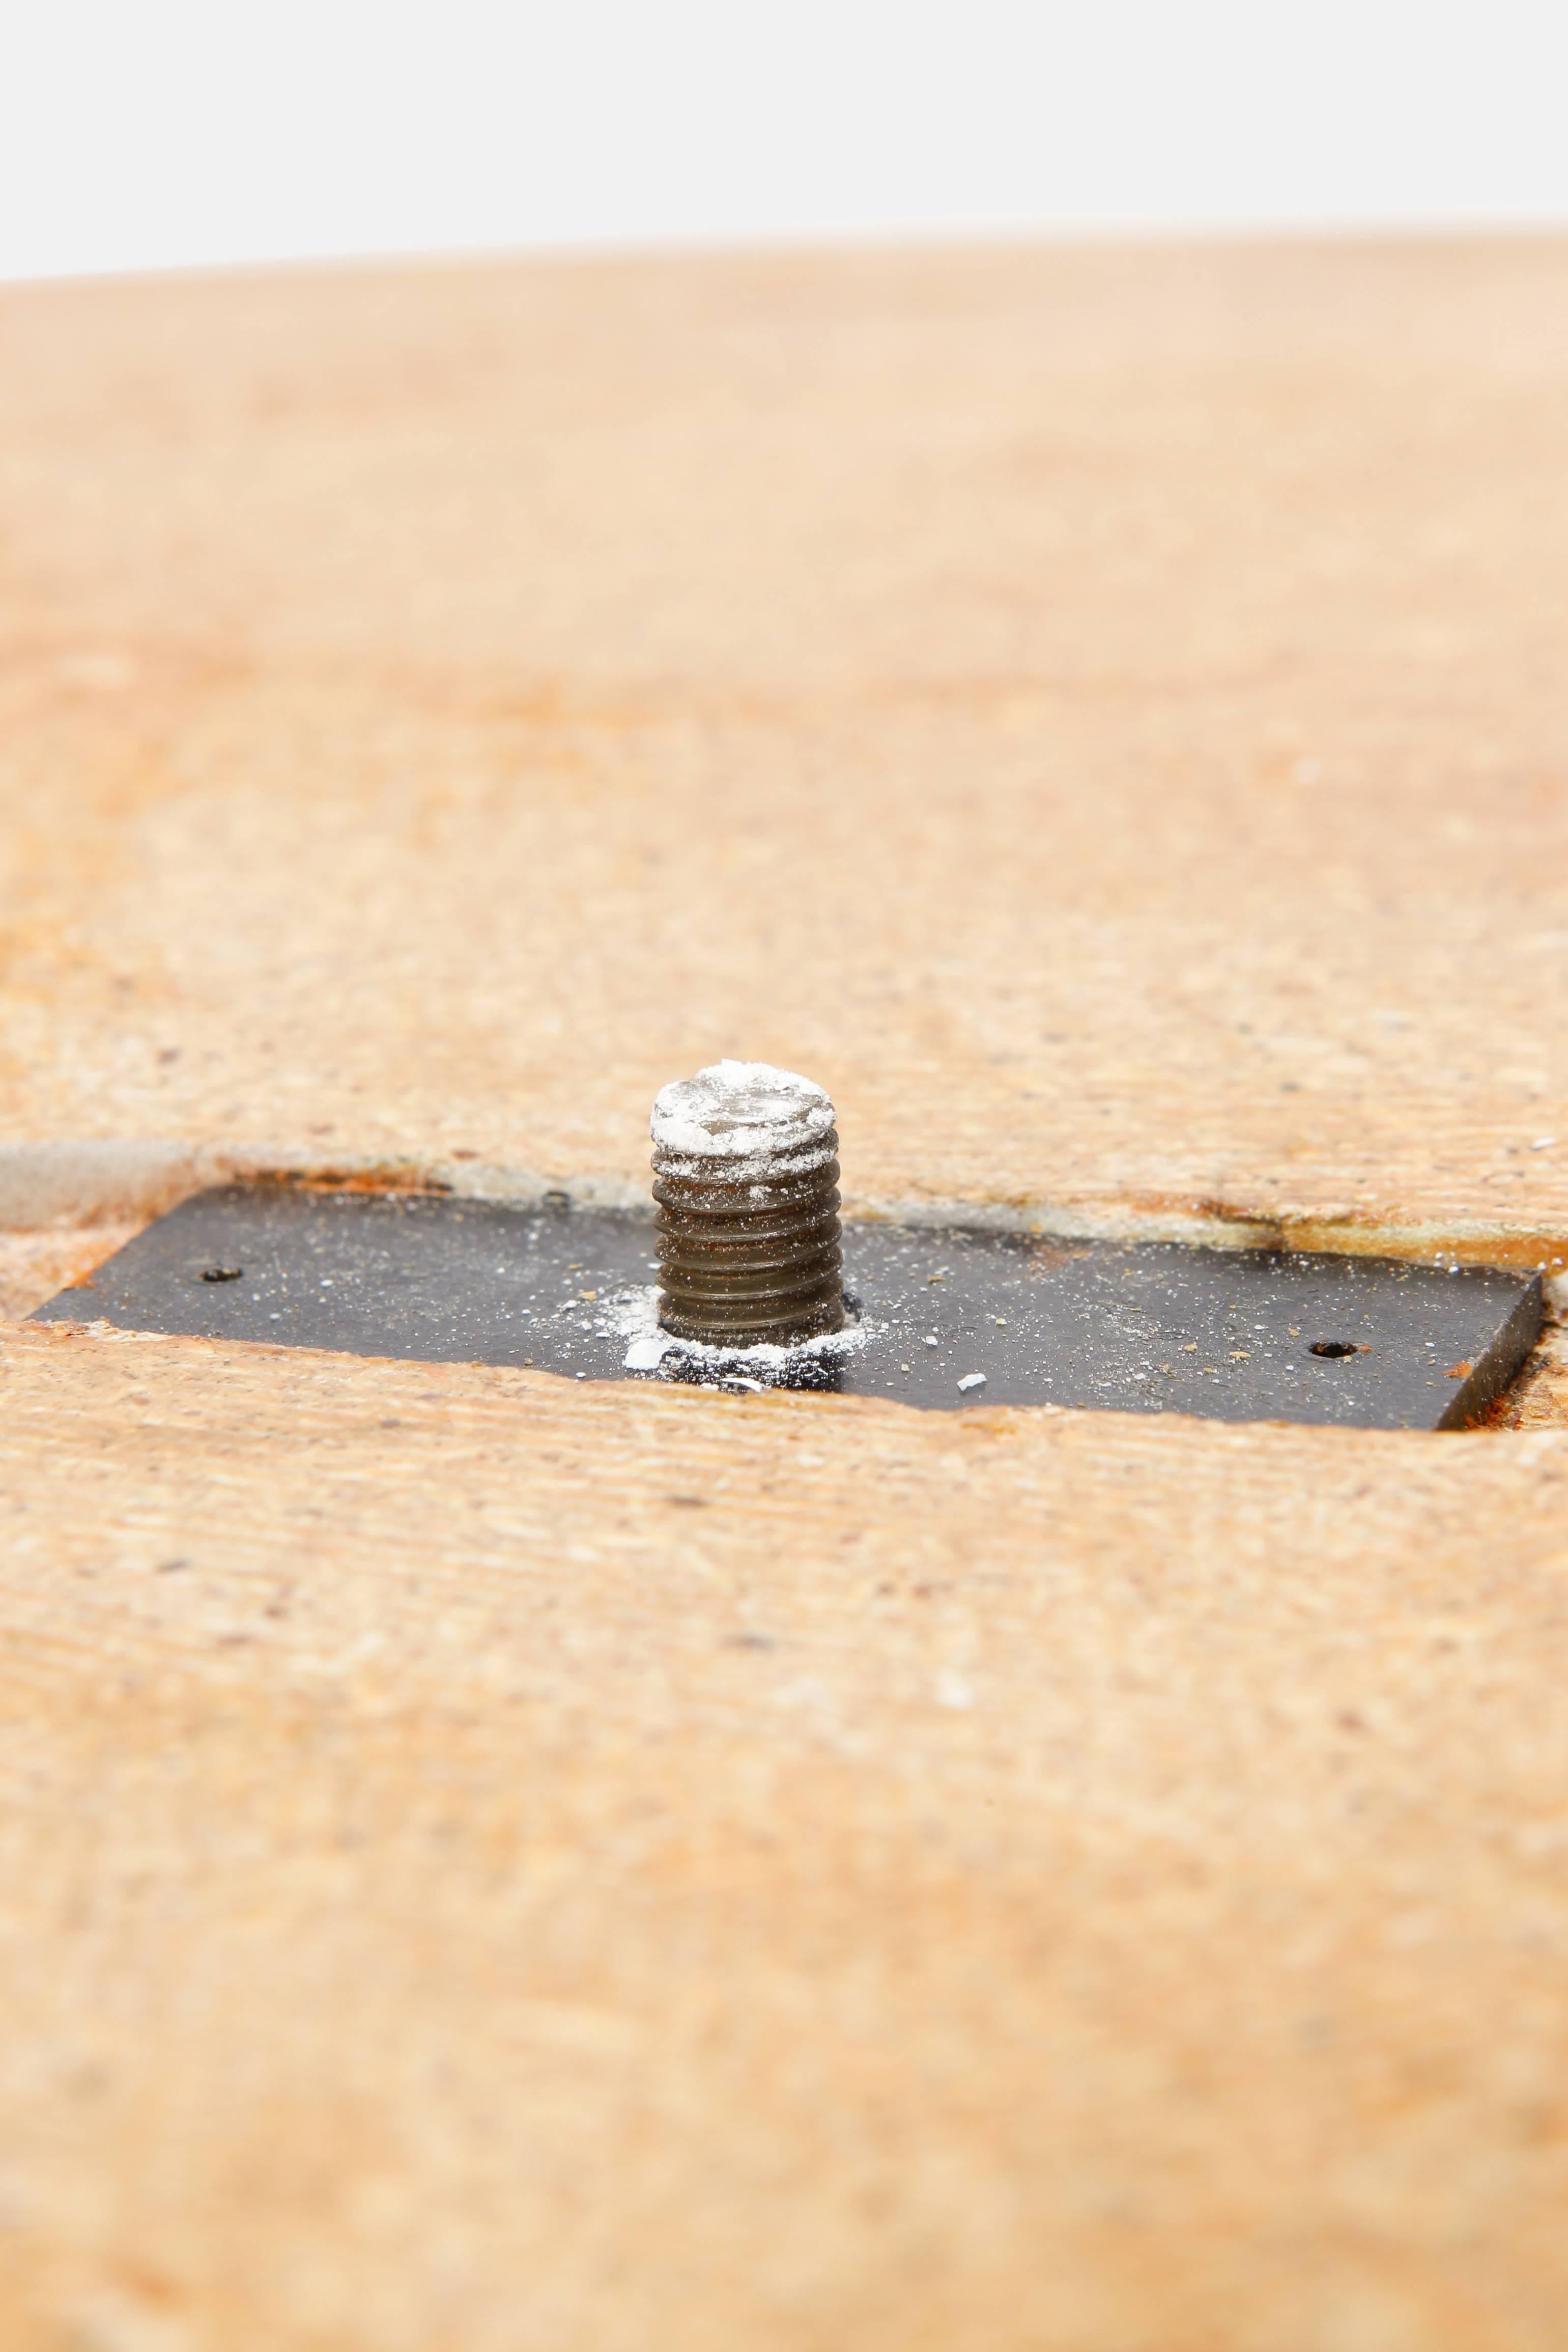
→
(4, 1326, 1568, 2352)
(1, 242, 1567, 2350)
(2, 240, 1566, 1245)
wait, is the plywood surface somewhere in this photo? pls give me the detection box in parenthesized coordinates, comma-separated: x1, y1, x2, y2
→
(2, 241, 1566, 1244)
(1, 242, 1566, 2349)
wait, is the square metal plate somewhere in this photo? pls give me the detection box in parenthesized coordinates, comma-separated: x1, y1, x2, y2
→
(31, 1185, 1543, 1428)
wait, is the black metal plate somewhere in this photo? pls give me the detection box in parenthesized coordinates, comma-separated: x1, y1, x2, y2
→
(30, 1185, 1543, 1429)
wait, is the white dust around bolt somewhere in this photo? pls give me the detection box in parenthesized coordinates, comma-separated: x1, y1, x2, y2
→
(650, 1060, 835, 1163)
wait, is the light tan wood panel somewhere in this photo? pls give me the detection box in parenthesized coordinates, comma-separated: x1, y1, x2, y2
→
(2, 243, 1567, 2349)
(2, 244, 1565, 1248)
(1, 1326, 1567, 2350)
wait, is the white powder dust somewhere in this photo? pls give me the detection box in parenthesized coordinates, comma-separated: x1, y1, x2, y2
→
(610, 1283, 870, 1386)
(650, 1059, 836, 1168)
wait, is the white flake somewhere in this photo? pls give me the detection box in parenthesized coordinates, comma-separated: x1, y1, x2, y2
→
(623, 1334, 672, 1371)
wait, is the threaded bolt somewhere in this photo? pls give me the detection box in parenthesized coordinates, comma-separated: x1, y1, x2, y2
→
(650, 1060, 845, 1346)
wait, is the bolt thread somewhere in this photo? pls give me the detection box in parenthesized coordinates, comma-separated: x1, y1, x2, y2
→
(653, 1139, 845, 1345)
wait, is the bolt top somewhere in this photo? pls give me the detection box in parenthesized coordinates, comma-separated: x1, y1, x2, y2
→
(650, 1059, 836, 1163)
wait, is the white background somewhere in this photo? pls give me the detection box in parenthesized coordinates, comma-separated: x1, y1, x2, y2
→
(3, 0, 1566, 282)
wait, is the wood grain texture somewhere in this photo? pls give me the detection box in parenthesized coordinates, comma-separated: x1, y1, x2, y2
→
(2, 242, 1566, 1246)
(2, 1325, 1567, 2352)
(2, 242, 1567, 2349)
(0, 1227, 140, 1323)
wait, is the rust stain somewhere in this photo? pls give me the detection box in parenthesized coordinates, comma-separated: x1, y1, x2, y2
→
(249, 1165, 451, 1197)
(1023, 1239, 1095, 1277)
(1044, 1191, 1566, 1274)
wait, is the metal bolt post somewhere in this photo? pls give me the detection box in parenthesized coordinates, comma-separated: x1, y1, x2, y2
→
(650, 1060, 845, 1346)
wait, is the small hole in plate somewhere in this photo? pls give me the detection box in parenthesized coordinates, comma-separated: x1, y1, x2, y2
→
(200, 1265, 244, 1283)
(1309, 1339, 1362, 1359)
